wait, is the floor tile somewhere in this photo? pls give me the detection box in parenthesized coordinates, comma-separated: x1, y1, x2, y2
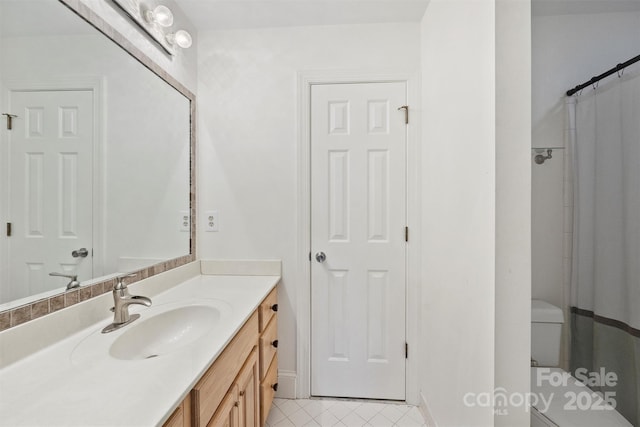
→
(272, 417, 296, 427)
(314, 410, 340, 426)
(327, 402, 352, 420)
(301, 400, 326, 418)
(274, 398, 288, 407)
(404, 407, 425, 423)
(353, 403, 383, 421)
(289, 408, 313, 426)
(279, 399, 303, 416)
(368, 413, 395, 427)
(266, 398, 425, 427)
(341, 411, 369, 426)
(267, 406, 288, 425)
(379, 405, 408, 423)
(341, 400, 363, 410)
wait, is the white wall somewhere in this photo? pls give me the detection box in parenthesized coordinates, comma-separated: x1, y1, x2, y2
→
(197, 23, 421, 393)
(419, 1, 531, 425)
(419, 1, 496, 424)
(495, 0, 531, 425)
(532, 11, 640, 310)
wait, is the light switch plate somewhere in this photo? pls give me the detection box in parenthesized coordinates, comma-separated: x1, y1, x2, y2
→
(205, 210, 219, 232)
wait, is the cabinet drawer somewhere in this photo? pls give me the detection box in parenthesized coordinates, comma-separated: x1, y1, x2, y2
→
(260, 354, 278, 427)
(192, 312, 259, 426)
(258, 288, 278, 332)
(259, 316, 277, 380)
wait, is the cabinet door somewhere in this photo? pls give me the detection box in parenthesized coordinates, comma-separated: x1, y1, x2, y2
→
(236, 347, 260, 427)
(207, 385, 239, 427)
(164, 394, 191, 427)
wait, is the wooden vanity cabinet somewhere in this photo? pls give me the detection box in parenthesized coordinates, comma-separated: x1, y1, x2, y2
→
(164, 394, 192, 427)
(207, 384, 239, 427)
(258, 288, 279, 426)
(164, 287, 277, 427)
(192, 312, 259, 426)
(236, 348, 260, 427)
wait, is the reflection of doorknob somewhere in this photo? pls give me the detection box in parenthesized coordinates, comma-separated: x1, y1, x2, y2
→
(315, 252, 326, 263)
(72, 248, 89, 258)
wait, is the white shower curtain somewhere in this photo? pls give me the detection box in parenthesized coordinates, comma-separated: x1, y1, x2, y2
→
(570, 72, 640, 425)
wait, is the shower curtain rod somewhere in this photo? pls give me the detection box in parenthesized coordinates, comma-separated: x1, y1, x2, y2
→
(566, 53, 640, 96)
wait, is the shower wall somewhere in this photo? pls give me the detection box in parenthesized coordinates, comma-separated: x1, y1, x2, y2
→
(531, 149, 564, 308)
(532, 10, 640, 305)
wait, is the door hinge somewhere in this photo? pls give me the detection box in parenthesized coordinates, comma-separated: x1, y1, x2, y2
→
(398, 105, 409, 124)
(405, 226, 409, 242)
(6, 222, 11, 237)
(405, 342, 408, 359)
(309, 251, 311, 262)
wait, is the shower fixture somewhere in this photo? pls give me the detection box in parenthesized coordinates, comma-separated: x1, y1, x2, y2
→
(534, 149, 553, 165)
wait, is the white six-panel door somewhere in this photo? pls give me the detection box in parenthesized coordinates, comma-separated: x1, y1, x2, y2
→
(310, 82, 407, 400)
(6, 90, 93, 302)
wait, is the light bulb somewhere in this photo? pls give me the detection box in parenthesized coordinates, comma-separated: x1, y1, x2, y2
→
(166, 30, 192, 49)
(145, 5, 173, 28)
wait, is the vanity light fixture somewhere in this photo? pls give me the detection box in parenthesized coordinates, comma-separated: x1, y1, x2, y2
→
(111, 0, 193, 54)
(166, 30, 193, 49)
(144, 5, 174, 28)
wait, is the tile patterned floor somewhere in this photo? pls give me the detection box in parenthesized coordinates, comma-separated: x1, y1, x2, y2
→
(266, 398, 427, 427)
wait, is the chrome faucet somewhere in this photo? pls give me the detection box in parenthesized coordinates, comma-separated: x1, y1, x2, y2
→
(49, 272, 80, 290)
(102, 274, 151, 333)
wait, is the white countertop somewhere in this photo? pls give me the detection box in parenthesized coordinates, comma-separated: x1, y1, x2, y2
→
(0, 273, 279, 426)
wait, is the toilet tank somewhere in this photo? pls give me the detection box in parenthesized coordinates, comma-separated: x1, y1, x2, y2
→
(531, 300, 564, 367)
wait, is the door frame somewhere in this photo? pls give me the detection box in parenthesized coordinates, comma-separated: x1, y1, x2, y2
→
(2, 77, 106, 285)
(296, 70, 422, 404)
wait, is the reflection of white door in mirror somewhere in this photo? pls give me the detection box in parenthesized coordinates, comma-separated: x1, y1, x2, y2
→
(5, 90, 94, 303)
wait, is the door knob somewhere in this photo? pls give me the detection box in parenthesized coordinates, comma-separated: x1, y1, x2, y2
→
(315, 252, 326, 263)
(72, 248, 89, 258)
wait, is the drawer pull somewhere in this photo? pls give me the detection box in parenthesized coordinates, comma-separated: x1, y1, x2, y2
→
(272, 340, 279, 348)
(272, 383, 278, 392)
(271, 303, 278, 312)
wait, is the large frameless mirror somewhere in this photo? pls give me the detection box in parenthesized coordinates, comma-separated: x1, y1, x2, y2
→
(0, 0, 195, 321)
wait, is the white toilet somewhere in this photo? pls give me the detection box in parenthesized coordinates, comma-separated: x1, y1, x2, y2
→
(530, 300, 632, 427)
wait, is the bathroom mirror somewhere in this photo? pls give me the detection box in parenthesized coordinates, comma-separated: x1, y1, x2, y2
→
(0, 0, 195, 317)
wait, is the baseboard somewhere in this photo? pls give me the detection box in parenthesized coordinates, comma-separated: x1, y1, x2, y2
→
(419, 391, 438, 427)
(275, 370, 297, 399)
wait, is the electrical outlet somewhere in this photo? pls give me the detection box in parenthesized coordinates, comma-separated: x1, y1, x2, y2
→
(205, 210, 219, 232)
(179, 211, 190, 232)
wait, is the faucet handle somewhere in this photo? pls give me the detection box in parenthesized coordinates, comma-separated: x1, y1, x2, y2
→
(49, 272, 81, 290)
(49, 272, 78, 281)
(114, 273, 137, 290)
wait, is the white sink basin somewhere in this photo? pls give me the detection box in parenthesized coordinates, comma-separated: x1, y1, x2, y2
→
(110, 305, 221, 360)
(71, 299, 233, 365)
